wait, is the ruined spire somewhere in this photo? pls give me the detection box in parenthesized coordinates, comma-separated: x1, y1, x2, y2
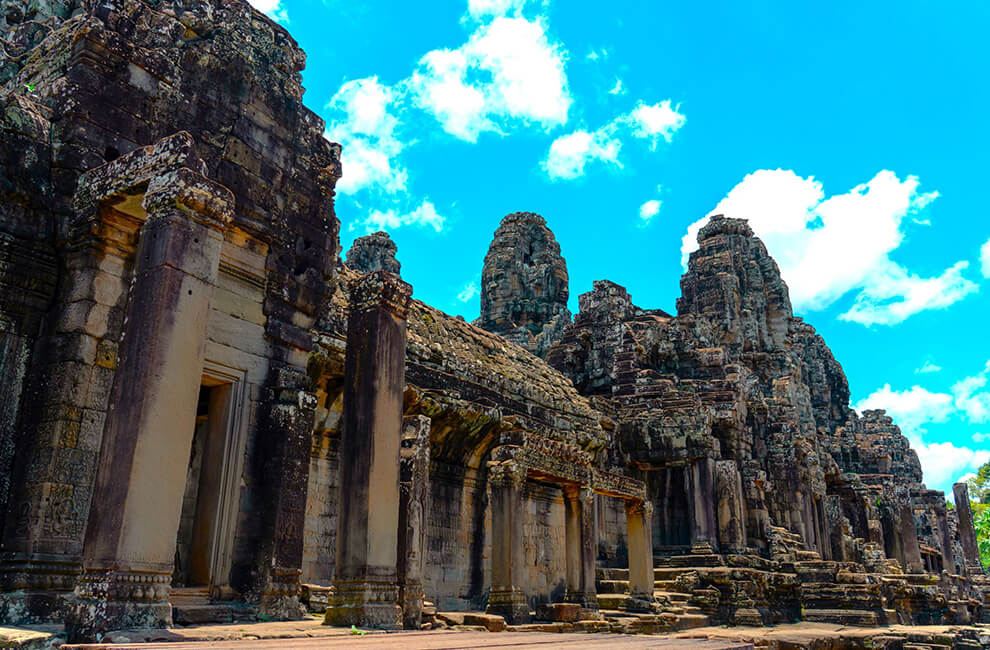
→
(346, 231, 401, 275)
(477, 212, 571, 357)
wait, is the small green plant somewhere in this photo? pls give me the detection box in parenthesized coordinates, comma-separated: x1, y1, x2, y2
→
(350, 625, 366, 636)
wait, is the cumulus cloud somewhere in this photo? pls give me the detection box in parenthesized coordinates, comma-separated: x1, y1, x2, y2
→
(608, 78, 626, 96)
(855, 384, 955, 434)
(622, 100, 686, 148)
(639, 199, 661, 223)
(680, 169, 978, 325)
(542, 129, 621, 180)
(913, 442, 990, 495)
(953, 361, 990, 424)
(915, 360, 942, 374)
(981, 237, 990, 278)
(325, 77, 407, 195)
(408, 15, 571, 142)
(466, 0, 527, 19)
(359, 200, 446, 233)
(543, 100, 685, 180)
(248, 0, 288, 23)
(457, 281, 479, 302)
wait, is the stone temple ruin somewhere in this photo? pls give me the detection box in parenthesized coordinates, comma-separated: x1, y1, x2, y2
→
(0, 0, 988, 643)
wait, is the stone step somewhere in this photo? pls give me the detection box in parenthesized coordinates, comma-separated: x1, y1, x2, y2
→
(673, 613, 710, 631)
(596, 593, 630, 610)
(172, 603, 259, 626)
(801, 608, 880, 626)
(654, 579, 685, 591)
(597, 568, 629, 581)
(655, 590, 690, 602)
(597, 579, 629, 594)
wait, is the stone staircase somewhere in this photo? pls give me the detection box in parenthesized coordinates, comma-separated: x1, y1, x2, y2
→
(170, 587, 260, 625)
(595, 567, 711, 631)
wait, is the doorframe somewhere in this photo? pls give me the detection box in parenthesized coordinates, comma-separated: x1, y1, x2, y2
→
(200, 359, 249, 589)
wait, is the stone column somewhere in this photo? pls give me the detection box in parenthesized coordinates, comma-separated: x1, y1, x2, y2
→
(897, 503, 924, 574)
(687, 458, 718, 552)
(65, 170, 233, 641)
(325, 271, 411, 629)
(936, 506, 954, 574)
(563, 486, 598, 617)
(486, 460, 530, 624)
(397, 415, 430, 630)
(625, 500, 655, 612)
(715, 460, 747, 554)
(953, 483, 984, 575)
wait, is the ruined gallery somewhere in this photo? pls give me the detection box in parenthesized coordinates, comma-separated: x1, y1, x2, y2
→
(0, 0, 987, 645)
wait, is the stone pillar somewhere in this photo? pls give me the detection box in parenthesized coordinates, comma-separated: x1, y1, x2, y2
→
(897, 503, 924, 574)
(625, 500, 655, 612)
(486, 460, 530, 624)
(953, 483, 984, 575)
(65, 171, 233, 641)
(563, 486, 598, 618)
(715, 460, 747, 554)
(937, 506, 954, 575)
(687, 458, 717, 552)
(325, 271, 411, 629)
(397, 415, 430, 630)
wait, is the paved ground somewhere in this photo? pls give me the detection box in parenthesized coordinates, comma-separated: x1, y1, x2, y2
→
(66, 630, 752, 649)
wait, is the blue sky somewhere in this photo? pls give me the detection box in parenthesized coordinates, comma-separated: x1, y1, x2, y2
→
(252, 0, 990, 497)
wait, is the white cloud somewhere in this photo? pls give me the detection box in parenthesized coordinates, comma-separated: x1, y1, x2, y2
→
(973, 432, 990, 443)
(913, 441, 990, 495)
(841, 260, 978, 326)
(916, 360, 942, 374)
(981, 237, 990, 278)
(681, 169, 978, 325)
(326, 77, 407, 195)
(466, 0, 527, 19)
(457, 281, 479, 302)
(408, 15, 571, 142)
(639, 199, 661, 223)
(953, 361, 990, 424)
(542, 129, 621, 180)
(585, 48, 608, 61)
(360, 200, 446, 234)
(608, 78, 626, 96)
(248, 0, 288, 23)
(542, 101, 685, 180)
(622, 100, 686, 149)
(855, 384, 955, 435)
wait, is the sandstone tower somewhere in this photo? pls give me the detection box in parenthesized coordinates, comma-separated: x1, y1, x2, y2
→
(476, 212, 571, 357)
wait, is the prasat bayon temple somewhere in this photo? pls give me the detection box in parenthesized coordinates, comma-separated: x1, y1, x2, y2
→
(1, 0, 989, 647)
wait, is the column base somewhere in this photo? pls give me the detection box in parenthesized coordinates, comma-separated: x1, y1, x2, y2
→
(324, 579, 400, 629)
(400, 582, 424, 630)
(259, 566, 307, 620)
(0, 553, 82, 624)
(64, 568, 172, 642)
(486, 587, 531, 624)
(625, 592, 659, 613)
(563, 589, 601, 620)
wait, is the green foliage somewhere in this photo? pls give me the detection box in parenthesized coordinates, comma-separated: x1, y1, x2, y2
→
(975, 507, 990, 569)
(967, 462, 990, 504)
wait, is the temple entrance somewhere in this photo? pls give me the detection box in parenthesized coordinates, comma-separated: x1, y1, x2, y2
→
(171, 363, 248, 592)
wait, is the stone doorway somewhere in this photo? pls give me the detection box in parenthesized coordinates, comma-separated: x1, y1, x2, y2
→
(172, 363, 248, 592)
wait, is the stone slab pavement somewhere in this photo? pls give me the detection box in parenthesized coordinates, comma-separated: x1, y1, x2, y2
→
(64, 630, 752, 649)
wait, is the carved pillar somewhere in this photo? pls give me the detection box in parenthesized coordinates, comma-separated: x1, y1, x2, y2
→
(687, 457, 717, 552)
(65, 168, 233, 641)
(625, 499, 655, 611)
(397, 415, 430, 630)
(953, 483, 984, 575)
(563, 486, 598, 617)
(486, 459, 530, 624)
(715, 460, 747, 554)
(325, 271, 411, 629)
(897, 502, 924, 574)
(936, 506, 954, 575)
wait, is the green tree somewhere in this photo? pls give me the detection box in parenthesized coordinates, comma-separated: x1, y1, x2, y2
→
(968, 460, 990, 567)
